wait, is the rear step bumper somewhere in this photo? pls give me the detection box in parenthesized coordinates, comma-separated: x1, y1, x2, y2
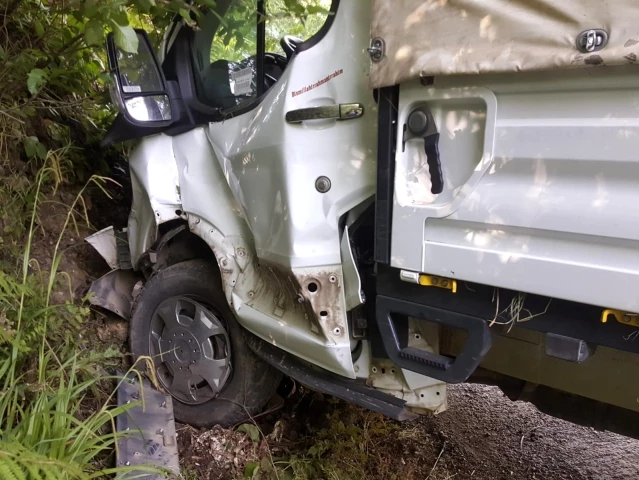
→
(246, 334, 418, 421)
(376, 296, 492, 383)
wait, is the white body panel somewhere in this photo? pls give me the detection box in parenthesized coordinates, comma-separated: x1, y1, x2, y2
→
(392, 67, 639, 311)
(195, 0, 377, 378)
(206, 21, 377, 268)
(124, 0, 447, 413)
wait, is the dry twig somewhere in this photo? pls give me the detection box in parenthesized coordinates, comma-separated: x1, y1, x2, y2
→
(426, 441, 446, 480)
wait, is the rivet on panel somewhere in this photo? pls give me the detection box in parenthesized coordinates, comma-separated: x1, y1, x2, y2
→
(315, 176, 331, 193)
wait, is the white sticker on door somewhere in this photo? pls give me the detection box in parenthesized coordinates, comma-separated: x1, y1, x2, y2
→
(231, 67, 253, 96)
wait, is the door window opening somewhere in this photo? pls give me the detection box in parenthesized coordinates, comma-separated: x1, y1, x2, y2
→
(190, 0, 334, 111)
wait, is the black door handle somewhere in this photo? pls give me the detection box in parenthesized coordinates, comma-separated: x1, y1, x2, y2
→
(423, 132, 443, 194)
(404, 107, 444, 195)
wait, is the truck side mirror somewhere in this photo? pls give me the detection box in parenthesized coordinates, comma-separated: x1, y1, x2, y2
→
(106, 29, 172, 126)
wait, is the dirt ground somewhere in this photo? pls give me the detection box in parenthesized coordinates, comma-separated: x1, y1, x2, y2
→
(178, 383, 639, 480)
(421, 384, 639, 480)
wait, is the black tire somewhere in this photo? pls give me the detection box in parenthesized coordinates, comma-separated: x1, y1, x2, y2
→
(130, 259, 281, 427)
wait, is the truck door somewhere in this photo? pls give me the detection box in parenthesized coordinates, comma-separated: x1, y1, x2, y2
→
(173, 0, 377, 378)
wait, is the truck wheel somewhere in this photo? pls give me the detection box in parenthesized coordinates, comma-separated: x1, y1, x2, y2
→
(130, 259, 281, 427)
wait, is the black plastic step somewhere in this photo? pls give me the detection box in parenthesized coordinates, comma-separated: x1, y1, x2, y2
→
(399, 347, 453, 370)
(376, 295, 492, 383)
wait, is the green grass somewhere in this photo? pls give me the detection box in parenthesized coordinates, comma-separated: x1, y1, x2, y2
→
(0, 158, 161, 479)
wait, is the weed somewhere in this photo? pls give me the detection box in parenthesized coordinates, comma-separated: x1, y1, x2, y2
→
(0, 158, 155, 479)
(238, 402, 401, 480)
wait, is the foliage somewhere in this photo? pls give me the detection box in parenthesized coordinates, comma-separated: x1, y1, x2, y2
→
(0, 157, 161, 478)
(282, 409, 400, 480)
(265, 0, 331, 54)
(0, 0, 329, 477)
(238, 403, 401, 480)
(208, 0, 331, 64)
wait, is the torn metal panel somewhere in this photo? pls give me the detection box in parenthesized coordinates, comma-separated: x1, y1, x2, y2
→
(341, 225, 365, 311)
(116, 373, 180, 478)
(370, 0, 639, 88)
(128, 134, 182, 268)
(88, 269, 141, 320)
(86, 226, 118, 270)
(189, 215, 355, 378)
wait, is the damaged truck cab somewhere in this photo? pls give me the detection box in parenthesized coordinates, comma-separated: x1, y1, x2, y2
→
(92, 0, 639, 436)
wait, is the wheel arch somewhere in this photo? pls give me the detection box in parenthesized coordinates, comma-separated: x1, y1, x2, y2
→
(138, 219, 220, 279)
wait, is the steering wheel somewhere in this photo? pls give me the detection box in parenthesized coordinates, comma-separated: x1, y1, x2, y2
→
(280, 35, 304, 60)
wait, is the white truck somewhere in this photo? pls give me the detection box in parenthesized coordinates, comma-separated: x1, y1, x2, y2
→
(91, 0, 639, 437)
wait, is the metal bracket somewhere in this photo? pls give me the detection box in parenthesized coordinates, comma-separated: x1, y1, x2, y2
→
(399, 270, 457, 293)
(419, 274, 457, 293)
(88, 269, 141, 319)
(601, 309, 639, 328)
(577, 29, 608, 53)
(368, 37, 385, 62)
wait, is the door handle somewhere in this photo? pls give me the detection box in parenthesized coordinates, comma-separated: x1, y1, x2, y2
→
(285, 103, 364, 123)
(403, 107, 444, 195)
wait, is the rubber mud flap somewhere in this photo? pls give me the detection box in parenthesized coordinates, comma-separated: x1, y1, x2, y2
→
(376, 295, 492, 383)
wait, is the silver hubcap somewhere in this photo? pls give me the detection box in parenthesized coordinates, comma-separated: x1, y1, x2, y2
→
(149, 296, 232, 405)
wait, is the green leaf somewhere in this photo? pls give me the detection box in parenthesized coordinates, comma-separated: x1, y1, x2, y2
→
(135, 0, 155, 13)
(307, 5, 329, 15)
(237, 423, 260, 442)
(110, 8, 129, 25)
(27, 68, 47, 95)
(84, 19, 104, 46)
(244, 462, 259, 479)
(84, 0, 98, 17)
(179, 7, 192, 21)
(111, 21, 138, 53)
(23, 137, 47, 160)
(24, 136, 38, 158)
(34, 20, 45, 37)
(35, 142, 47, 160)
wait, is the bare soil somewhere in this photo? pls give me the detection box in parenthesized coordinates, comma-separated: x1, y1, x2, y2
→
(422, 384, 639, 479)
(179, 383, 639, 480)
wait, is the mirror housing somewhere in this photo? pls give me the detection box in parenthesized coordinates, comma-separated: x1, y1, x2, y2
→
(106, 29, 173, 127)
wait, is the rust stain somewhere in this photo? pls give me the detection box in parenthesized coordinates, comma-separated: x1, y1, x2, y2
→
(237, 260, 346, 341)
(584, 55, 604, 66)
(295, 270, 345, 338)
